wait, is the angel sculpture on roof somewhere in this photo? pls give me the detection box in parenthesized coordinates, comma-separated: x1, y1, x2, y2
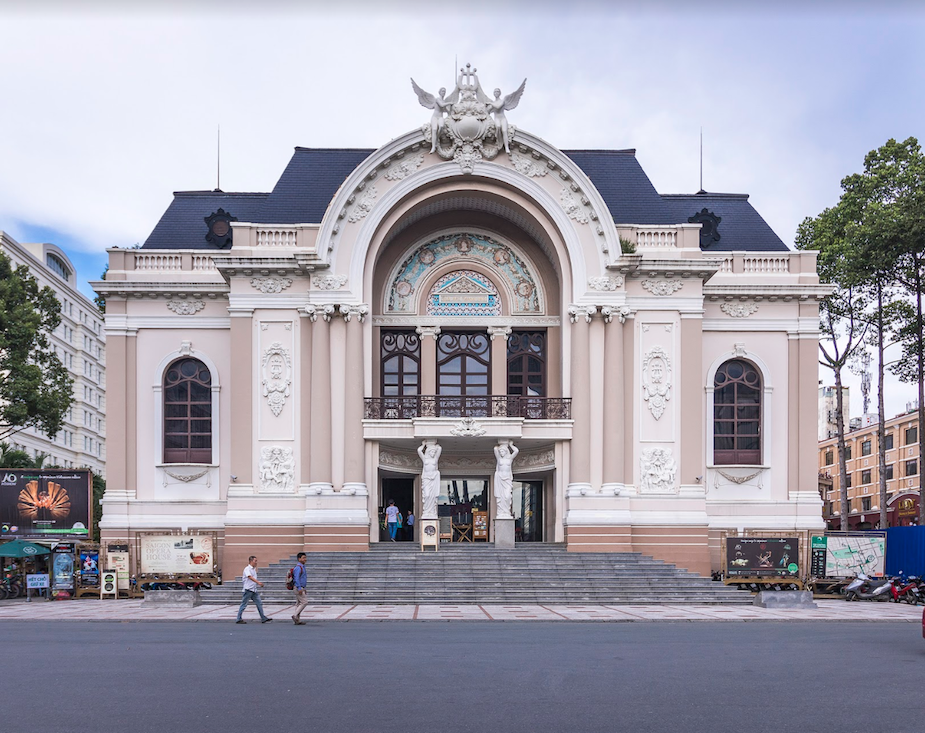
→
(411, 81, 453, 154)
(488, 81, 526, 154)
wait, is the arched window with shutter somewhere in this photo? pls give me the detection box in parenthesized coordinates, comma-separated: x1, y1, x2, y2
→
(163, 358, 212, 464)
(713, 359, 761, 465)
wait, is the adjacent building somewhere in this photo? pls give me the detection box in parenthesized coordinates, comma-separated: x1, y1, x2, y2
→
(0, 231, 107, 477)
(94, 68, 829, 576)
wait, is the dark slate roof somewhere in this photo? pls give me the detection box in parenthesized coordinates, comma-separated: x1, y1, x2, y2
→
(141, 146, 786, 252)
(661, 193, 789, 252)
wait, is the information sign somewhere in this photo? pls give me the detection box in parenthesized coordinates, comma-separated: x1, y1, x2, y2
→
(139, 535, 214, 574)
(725, 537, 800, 577)
(27, 573, 49, 589)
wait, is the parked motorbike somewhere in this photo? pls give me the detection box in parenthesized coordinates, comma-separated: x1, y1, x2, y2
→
(892, 576, 923, 605)
(844, 573, 893, 601)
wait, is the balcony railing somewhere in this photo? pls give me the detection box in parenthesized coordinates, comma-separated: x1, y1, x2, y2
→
(364, 396, 571, 420)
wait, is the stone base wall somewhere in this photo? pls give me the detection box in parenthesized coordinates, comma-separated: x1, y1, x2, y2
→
(223, 525, 304, 576)
(563, 525, 633, 552)
(304, 525, 370, 552)
(565, 524, 711, 576)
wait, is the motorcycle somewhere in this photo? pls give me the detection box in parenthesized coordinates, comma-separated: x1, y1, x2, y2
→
(844, 573, 894, 601)
(892, 575, 923, 605)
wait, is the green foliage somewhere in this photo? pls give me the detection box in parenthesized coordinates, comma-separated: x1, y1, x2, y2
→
(94, 264, 108, 315)
(619, 236, 636, 254)
(0, 442, 53, 468)
(92, 473, 105, 542)
(0, 250, 74, 442)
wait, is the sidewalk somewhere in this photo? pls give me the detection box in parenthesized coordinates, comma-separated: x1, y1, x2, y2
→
(0, 598, 920, 622)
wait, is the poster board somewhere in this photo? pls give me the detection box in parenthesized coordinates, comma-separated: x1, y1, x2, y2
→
(725, 537, 800, 577)
(139, 535, 215, 574)
(0, 469, 92, 538)
(107, 544, 131, 591)
(473, 511, 488, 541)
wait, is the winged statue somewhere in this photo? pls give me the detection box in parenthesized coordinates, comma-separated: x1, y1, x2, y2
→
(411, 79, 453, 154)
(488, 79, 526, 154)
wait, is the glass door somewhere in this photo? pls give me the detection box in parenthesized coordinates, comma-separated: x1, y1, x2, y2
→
(438, 478, 489, 542)
(512, 480, 544, 542)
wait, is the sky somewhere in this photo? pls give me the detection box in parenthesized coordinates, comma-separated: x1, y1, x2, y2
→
(1, 0, 923, 419)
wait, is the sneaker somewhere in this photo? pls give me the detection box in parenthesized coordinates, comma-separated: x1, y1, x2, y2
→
(235, 620, 246, 624)
(261, 617, 273, 623)
(294, 621, 306, 625)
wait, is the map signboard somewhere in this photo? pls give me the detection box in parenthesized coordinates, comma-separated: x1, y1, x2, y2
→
(822, 534, 885, 577)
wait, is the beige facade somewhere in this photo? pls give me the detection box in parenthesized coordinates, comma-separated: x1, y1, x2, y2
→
(819, 410, 921, 528)
(94, 86, 829, 576)
(1, 231, 106, 477)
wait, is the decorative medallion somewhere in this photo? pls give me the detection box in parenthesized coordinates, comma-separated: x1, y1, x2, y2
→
(449, 417, 486, 437)
(250, 277, 293, 294)
(688, 208, 722, 248)
(384, 152, 425, 181)
(642, 346, 672, 420)
(588, 275, 624, 291)
(395, 280, 413, 297)
(258, 446, 295, 493)
(261, 342, 292, 417)
(641, 279, 683, 296)
(419, 249, 435, 265)
(311, 274, 348, 291)
(166, 300, 205, 315)
(510, 151, 549, 177)
(204, 208, 237, 249)
(720, 302, 759, 318)
(348, 185, 378, 223)
(412, 64, 526, 173)
(640, 447, 677, 494)
(560, 188, 590, 224)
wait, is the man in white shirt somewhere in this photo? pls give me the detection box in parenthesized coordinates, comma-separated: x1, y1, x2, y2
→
(236, 555, 272, 624)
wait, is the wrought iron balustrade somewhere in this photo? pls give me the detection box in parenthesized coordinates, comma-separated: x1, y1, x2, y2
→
(364, 395, 570, 420)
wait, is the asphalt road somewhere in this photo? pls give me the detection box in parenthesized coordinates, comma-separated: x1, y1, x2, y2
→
(1, 621, 923, 733)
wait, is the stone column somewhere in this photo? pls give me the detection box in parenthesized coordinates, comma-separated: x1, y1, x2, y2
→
(308, 304, 334, 493)
(488, 326, 512, 412)
(299, 309, 313, 489)
(416, 325, 440, 400)
(229, 309, 254, 485)
(567, 305, 596, 492)
(601, 307, 627, 494)
(342, 304, 368, 493)
(680, 314, 704, 487)
(104, 330, 128, 494)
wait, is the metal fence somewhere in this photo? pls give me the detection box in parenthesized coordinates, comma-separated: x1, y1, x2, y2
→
(364, 395, 571, 420)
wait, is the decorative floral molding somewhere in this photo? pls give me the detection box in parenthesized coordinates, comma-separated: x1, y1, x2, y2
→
(163, 467, 210, 483)
(560, 187, 590, 224)
(261, 343, 292, 417)
(588, 275, 624, 291)
(166, 300, 205, 315)
(717, 469, 763, 485)
(259, 446, 295, 493)
(640, 447, 677, 494)
(720, 302, 759, 318)
(348, 185, 378, 223)
(642, 346, 672, 420)
(250, 277, 293, 294)
(517, 448, 555, 470)
(641, 279, 683, 296)
(450, 417, 486, 437)
(510, 151, 549, 177)
(378, 450, 420, 471)
(312, 274, 347, 290)
(385, 153, 424, 181)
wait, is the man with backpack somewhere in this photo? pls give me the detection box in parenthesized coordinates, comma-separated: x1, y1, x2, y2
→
(289, 552, 309, 625)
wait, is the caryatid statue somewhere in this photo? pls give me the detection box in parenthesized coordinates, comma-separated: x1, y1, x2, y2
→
(418, 440, 442, 520)
(493, 440, 519, 519)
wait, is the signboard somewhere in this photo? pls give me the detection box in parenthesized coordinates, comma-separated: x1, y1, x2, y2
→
(824, 534, 885, 577)
(107, 551, 130, 590)
(139, 535, 214, 574)
(27, 573, 49, 589)
(100, 570, 118, 598)
(0, 470, 92, 537)
(80, 551, 100, 587)
(725, 537, 800, 577)
(52, 543, 76, 590)
(810, 535, 828, 577)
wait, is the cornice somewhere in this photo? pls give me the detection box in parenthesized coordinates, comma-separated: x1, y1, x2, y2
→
(92, 282, 229, 299)
(703, 283, 834, 301)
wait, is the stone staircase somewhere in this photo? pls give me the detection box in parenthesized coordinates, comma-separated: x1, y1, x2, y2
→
(202, 543, 752, 605)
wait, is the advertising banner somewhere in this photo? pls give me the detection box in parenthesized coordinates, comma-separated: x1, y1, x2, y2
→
(139, 535, 214, 574)
(52, 543, 76, 590)
(823, 535, 885, 577)
(726, 537, 800, 577)
(0, 470, 92, 538)
(80, 551, 100, 586)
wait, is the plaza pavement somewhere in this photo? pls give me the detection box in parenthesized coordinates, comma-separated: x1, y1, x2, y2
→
(0, 597, 921, 622)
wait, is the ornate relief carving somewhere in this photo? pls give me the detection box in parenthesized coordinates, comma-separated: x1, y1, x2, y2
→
(312, 274, 348, 291)
(166, 300, 205, 315)
(720, 302, 759, 318)
(713, 467, 766, 492)
(427, 270, 501, 317)
(261, 343, 292, 417)
(450, 417, 486, 437)
(340, 303, 369, 322)
(384, 152, 425, 181)
(733, 342, 747, 357)
(588, 275, 624, 291)
(642, 279, 683, 296)
(179, 340, 193, 356)
(642, 346, 672, 420)
(348, 185, 378, 223)
(567, 305, 597, 323)
(378, 449, 420, 471)
(640, 448, 677, 494)
(517, 448, 555, 470)
(250, 277, 293, 294)
(510, 151, 548, 177)
(163, 467, 210, 483)
(560, 188, 590, 224)
(259, 446, 295, 493)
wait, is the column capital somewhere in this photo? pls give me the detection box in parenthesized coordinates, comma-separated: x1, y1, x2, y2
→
(415, 325, 442, 339)
(340, 303, 369, 323)
(600, 305, 635, 324)
(322, 304, 337, 322)
(567, 304, 597, 323)
(487, 325, 512, 341)
(302, 304, 318, 322)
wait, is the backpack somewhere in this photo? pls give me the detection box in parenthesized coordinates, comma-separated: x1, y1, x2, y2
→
(285, 566, 295, 591)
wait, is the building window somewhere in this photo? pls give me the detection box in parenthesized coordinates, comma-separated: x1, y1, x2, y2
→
(861, 469, 871, 484)
(845, 473, 852, 488)
(906, 427, 918, 445)
(906, 459, 918, 477)
(507, 331, 546, 397)
(861, 440, 871, 456)
(885, 464, 894, 480)
(163, 358, 212, 464)
(437, 332, 490, 397)
(884, 433, 894, 450)
(824, 450, 833, 466)
(46, 253, 71, 281)
(713, 359, 761, 465)
(380, 331, 420, 396)
(844, 445, 852, 460)
(862, 497, 872, 512)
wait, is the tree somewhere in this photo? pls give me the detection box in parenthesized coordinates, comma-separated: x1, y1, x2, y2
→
(0, 250, 74, 442)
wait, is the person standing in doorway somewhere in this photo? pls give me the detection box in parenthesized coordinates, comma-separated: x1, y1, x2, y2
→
(405, 508, 415, 542)
(386, 499, 400, 541)
(236, 556, 272, 624)
(290, 552, 309, 625)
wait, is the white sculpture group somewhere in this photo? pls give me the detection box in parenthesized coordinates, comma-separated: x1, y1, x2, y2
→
(416, 438, 519, 520)
(412, 64, 526, 173)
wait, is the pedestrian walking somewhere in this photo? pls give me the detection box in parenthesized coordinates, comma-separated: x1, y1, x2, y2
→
(290, 552, 309, 625)
(405, 508, 415, 542)
(385, 499, 399, 541)
(236, 555, 273, 624)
